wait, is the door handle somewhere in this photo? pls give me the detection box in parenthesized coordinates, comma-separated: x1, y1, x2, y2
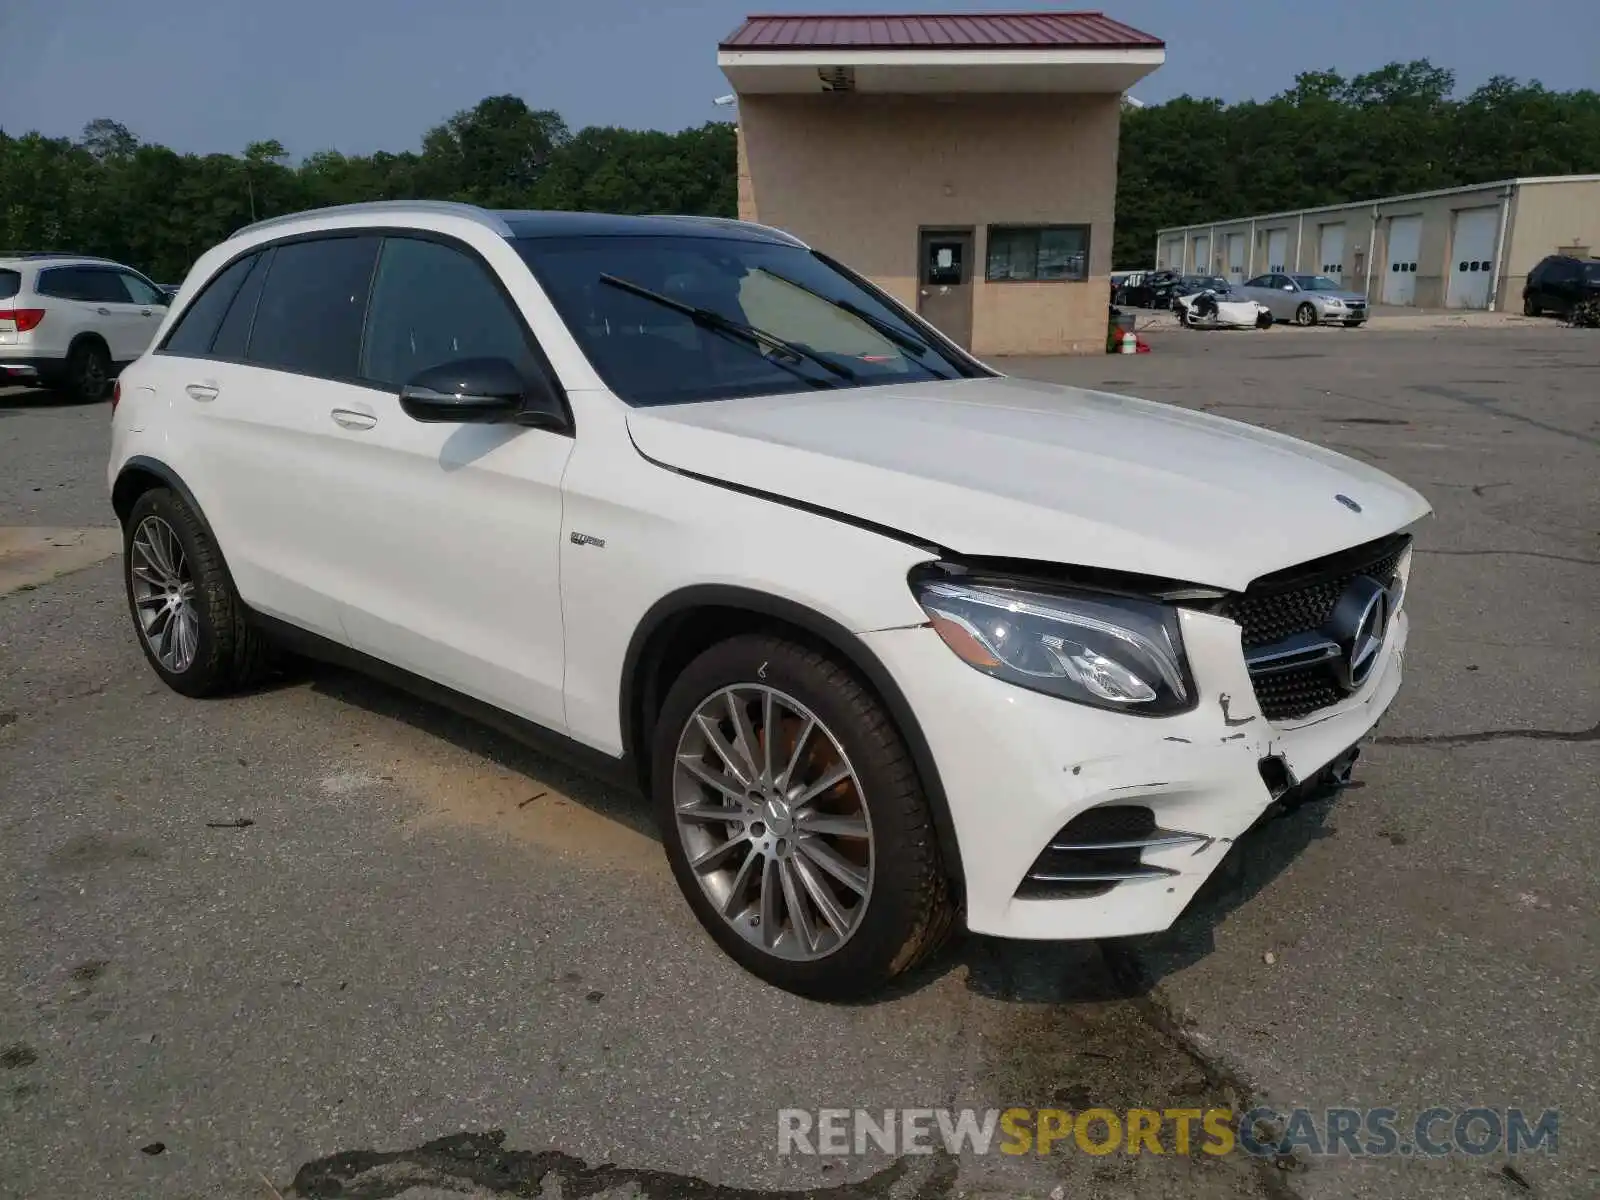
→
(185, 382, 219, 402)
(140, 308, 152, 316)
(331, 408, 377, 431)
(97, 307, 112, 315)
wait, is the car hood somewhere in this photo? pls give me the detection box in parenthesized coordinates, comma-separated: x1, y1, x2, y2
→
(1313, 290, 1368, 304)
(625, 376, 1431, 591)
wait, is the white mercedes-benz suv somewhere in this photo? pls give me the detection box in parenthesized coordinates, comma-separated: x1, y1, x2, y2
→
(108, 202, 1429, 998)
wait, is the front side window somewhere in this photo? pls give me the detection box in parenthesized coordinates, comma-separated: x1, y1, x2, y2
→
(518, 234, 980, 407)
(117, 272, 166, 306)
(360, 236, 535, 389)
(985, 225, 1089, 282)
(246, 235, 379, 380)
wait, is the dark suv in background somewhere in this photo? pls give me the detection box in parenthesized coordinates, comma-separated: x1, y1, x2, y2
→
(1522, 254, 1600, 317)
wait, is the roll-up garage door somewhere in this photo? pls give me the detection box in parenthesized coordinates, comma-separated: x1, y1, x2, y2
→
(1318, 223, 1345, 285)
(1446, 207, 1499, 309)
(1382, 215, 1422, 305)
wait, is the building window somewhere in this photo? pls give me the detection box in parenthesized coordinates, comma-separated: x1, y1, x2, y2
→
(985, 225, 1090, 282)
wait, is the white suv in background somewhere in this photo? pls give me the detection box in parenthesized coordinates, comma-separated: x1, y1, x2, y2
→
(0, 254, 170, 400)
(108, 202, 1430, 999)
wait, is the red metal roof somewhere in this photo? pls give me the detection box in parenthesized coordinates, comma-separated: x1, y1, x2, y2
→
(720, 11, 1163, 51)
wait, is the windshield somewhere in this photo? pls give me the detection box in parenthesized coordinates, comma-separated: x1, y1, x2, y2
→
(515, 234, 981, 406)
(1292, 274, 1343, 291)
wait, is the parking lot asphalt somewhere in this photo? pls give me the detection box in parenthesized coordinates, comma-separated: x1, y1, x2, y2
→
(2, 324, 1596, 1199)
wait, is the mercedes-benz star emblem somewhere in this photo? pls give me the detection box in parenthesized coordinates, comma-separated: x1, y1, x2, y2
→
(1328, 575, 1389, 690)
(1335, 494, 1363, 513)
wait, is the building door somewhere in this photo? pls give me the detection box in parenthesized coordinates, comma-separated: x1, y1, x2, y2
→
(1382, 215, 1422, 305)
(1191, 234, 1209, 274)
(1266, 229, 1288, 273)
(1318, 223, 1345, 285)
(1225, 233, 1246, 283)
(1160, 237, 1183, 269)
(916, 229, 974, 350)
(1446, 206, 1499, 309)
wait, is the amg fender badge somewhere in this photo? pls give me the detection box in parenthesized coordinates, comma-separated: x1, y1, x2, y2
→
(570, 531, 606, 548)
(1335, 494, 1362, 513)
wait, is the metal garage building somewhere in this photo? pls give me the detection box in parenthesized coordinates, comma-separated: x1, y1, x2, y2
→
(1154, 174, 1600, 311)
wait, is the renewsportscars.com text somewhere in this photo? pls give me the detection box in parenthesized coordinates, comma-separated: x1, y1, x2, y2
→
(778, 1106, 1559, 1158)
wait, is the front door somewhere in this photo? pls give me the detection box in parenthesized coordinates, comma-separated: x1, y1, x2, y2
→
(916, 230, 974, 350)
(327, 233, 574, 733)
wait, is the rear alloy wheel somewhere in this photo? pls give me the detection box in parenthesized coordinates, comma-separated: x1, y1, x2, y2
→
(123, 488, 274, 697)
(65, 340, 112, 403)
(654, 635, 952, 999)
(1295, 302, 1317, 327)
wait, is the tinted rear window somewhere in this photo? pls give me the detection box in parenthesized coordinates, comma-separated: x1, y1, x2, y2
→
(245, 236, 379, 380)
(210, 252, 271, 360)
(163, 254, 257, 356)
(0, 270, 18, 300)
(1585, 263, 1600, 283)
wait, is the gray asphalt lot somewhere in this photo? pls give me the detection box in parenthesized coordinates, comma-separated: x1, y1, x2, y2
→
(1, 323, 1596, 1199)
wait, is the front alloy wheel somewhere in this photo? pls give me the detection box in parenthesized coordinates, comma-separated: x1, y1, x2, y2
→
(653, 635, 953, 999)
(674, 684, 874, 962)
(1295, 302, 1317, 326)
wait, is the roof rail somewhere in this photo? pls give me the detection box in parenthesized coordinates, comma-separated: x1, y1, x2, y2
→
(0, 251, 121, 262)
(230, 200, 514, 240)
(649, 214, 810, 248)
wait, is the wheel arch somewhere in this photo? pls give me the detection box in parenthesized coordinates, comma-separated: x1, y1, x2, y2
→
(67, 330, 112, 361)
(111, 457, 236, 586)
(621, 585, 965, 895)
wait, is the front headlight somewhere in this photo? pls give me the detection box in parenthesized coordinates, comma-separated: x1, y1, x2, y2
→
(1324, 298, 1344, 308)
(911, 577, 1194, 715)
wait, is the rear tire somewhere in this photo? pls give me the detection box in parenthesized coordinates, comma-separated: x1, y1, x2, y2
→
(652, 633, 953, 1000)
(123, 488, 275, 698)
(1522, 294, 1539, 317)
(64, 339, 112, 403)
(1295, 302, 1317, 327)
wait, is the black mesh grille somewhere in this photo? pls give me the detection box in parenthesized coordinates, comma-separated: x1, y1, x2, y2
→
(1229, 534, 1410, 721)
(1231, 539, 1406, 649)
(1249, 667, 1347, 721)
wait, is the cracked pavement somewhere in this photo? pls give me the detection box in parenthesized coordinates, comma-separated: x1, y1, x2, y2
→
(1, 324, 1596, 1199)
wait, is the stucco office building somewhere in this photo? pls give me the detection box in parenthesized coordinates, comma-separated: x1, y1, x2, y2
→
(719, 11, 1164, 355)
(1154, 174, 1600, 311)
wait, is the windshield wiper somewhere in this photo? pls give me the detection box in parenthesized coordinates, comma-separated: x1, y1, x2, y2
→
(754, 267, 931, 357)
(597, 274, 856, 382)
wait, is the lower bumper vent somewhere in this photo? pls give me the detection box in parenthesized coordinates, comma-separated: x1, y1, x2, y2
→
(1016, 805, 1208, 900)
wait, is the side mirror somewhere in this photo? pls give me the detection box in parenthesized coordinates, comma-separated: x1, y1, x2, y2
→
(399, 357, 565, 429)
(1282, 284, 1295, 291)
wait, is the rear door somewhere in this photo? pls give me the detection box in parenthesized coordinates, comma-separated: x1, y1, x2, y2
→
(75, 267, 151, 361)
(328, 232, 574, 732)
(162, 234, 380, 640)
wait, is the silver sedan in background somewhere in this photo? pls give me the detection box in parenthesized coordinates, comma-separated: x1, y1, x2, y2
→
(1238, 273, 1369, 326)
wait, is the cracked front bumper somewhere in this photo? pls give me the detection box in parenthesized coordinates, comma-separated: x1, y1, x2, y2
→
(860, 604, 1407, 940)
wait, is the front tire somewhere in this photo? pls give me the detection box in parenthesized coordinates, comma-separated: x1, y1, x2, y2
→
(1295, 302, 1317, 327)
(123, 488, 274, 697)
(652, 634, 953, 999)
(1522, 294, 1539, 317)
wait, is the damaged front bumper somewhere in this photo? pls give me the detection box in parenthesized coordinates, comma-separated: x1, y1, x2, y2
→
(859, 603, 1407, 940)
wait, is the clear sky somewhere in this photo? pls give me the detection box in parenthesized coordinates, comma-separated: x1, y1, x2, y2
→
(4, 0, 1597, 158)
